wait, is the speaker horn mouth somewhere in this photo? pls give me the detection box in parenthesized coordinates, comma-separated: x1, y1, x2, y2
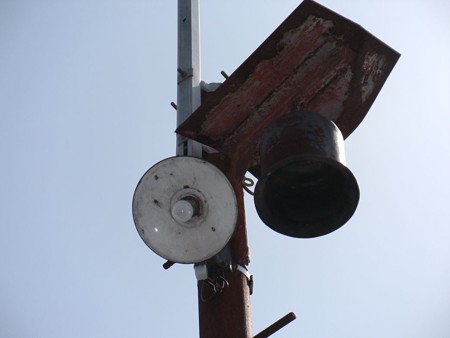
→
(254, 111, 360, 238)
(255, 155, 359, 238)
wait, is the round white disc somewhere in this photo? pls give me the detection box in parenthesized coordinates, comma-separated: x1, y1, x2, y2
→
(132, 156, 238, 263)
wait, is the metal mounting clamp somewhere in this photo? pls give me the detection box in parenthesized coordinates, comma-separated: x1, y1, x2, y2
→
(235, 264, 253, 295)
(177, 67, 194, 84)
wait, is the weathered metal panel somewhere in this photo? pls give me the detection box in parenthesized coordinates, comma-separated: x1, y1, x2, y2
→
(176, 0, 400, 177)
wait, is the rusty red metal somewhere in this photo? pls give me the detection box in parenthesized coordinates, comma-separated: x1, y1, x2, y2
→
(176, 0, 400, 178)
(198, 167, 252, 338)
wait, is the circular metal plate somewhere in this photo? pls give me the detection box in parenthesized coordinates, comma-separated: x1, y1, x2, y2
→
(132, 156, 237, 263)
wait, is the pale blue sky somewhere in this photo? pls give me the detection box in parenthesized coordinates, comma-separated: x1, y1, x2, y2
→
(1, 1, 450, 337)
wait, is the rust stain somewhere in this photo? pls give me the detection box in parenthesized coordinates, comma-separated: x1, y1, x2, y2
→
(176, 0, 400, 178)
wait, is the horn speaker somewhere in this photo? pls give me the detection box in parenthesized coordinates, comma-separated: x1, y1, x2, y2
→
(254, 111, 359, 238)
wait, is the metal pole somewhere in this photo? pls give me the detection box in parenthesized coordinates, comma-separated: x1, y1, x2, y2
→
(198, 167, 252, 338)
(177, 2, 252, 337)
(177, 0, 202, 158)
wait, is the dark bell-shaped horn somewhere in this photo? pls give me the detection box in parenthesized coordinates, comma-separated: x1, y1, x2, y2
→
(254, 111, 359, 238)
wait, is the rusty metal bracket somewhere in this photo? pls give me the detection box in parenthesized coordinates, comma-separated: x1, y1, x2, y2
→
(253, 312, 297, 338)
(176, 0, 400, 179)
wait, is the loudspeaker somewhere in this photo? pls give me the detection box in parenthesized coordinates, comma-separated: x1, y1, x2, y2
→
(254, 111, 359, 238)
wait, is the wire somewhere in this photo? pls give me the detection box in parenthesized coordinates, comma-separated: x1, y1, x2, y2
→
(200, 272, 230, 302)
(242, 177, 255, 196)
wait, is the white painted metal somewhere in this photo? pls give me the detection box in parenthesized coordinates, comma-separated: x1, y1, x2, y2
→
(194, 264, 209, 281)
(177, 0, 202, 157)
(132, 156, 238, 263)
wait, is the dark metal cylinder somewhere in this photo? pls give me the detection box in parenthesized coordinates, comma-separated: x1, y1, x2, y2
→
(254, 111, 359, 238)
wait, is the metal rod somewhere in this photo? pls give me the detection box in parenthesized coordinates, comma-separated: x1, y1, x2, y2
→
(253, 312, 296, 338)
(176, 0, 202, 158)
(220, 70, 229, 79)
(162, 260, 175, 270)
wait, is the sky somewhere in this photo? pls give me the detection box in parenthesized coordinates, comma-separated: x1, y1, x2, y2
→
(1, 1, 450, 337)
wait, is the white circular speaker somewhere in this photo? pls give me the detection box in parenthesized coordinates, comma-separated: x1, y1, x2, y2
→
(132, 156, 238, 264)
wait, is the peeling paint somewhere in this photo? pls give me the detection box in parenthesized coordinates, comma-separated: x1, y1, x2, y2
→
(176, 0, 400, 177)
(361, 51, 387, 102)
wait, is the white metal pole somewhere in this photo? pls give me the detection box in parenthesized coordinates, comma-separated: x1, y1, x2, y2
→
(177, 0, 202, 158)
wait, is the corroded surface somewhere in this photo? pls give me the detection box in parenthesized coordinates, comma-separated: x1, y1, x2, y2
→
(176, 0, 400, 177)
